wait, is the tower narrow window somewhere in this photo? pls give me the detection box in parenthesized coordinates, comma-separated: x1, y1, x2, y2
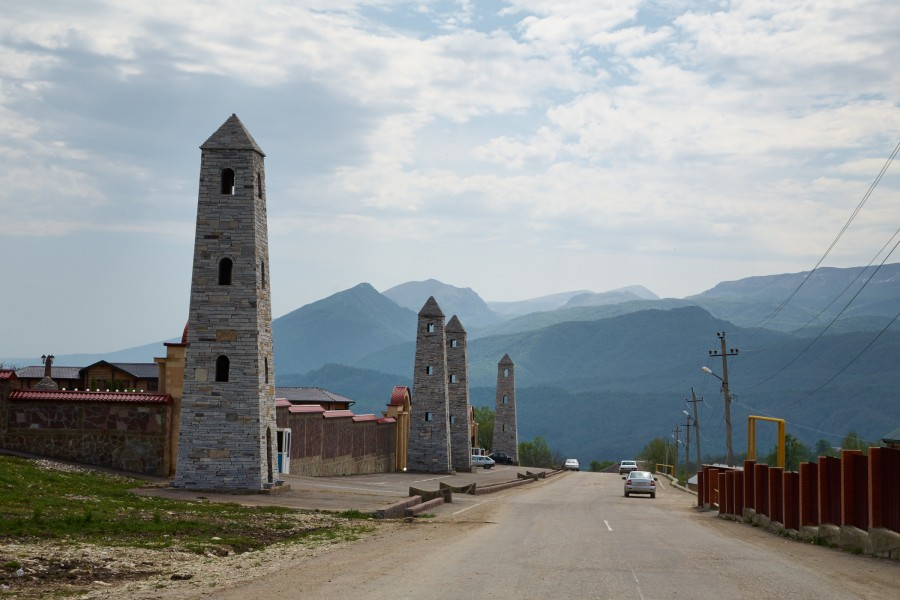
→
(261, 259, 266, 289)
(218, 258, 233, 285)
(450, 374, 458, 383)
(503, 368, 509, 378)
(450, 415, 456, 425)
(503, 394, 508, 404)
(426, 365, 434, 375)
(265, 356, 269, 383)
(425, 412, 433, 422)
(215, 355, 230, 382)
(221, 168, 235, 195)
(256, 170, 262, 197)
(450, 339, 458, 348)
(427, 323, 435, 333)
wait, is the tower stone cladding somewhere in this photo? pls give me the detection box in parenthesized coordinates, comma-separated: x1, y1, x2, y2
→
(407, 297, 452, 473)
(493, 354, 518, 462)
(173, 114, 278, 491)
(445, 315, 472, 472)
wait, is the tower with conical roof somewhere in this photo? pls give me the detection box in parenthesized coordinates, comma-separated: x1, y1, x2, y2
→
(446, 315, 472, 472)
(493, 354, 518, 462)
(408, 297, 452, 473)
(173, 114, 278, 491)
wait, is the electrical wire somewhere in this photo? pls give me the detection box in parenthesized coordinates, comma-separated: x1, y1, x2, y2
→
(752, 139, 900, 330)
(747, 237, 900, 389)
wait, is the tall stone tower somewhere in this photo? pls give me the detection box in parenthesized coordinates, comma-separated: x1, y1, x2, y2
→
(445, 315, 472, 472)
(493, 354, 518, 462)
(407, 297, 452, 473)
(173, 114, 278, 491)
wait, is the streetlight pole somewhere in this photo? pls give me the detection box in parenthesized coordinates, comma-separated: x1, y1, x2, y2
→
(688, 388, 702, 469)
(706, 332, 738, 466)
(682, 410, 692, 480)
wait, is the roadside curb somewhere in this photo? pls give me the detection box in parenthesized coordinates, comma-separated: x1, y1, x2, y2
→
(375, 468, 562, 518)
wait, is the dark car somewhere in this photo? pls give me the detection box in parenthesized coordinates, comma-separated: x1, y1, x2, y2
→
(489, 452, 518, 465)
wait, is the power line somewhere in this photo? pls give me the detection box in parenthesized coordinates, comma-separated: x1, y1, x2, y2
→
(752, 139, 900, 330)
(747, 237, 900, 389)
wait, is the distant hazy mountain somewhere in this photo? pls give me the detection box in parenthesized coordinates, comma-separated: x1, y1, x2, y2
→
(690, 264, 900, 331)
(298, 303, 900, 459)
(487, 290, 593, 317)
(2, 339, 181, 369)
(561, 286, 660, 309)
(272, 283, 416, 377)
(382, 279, 503, 328)
(9, 265, 899, 461)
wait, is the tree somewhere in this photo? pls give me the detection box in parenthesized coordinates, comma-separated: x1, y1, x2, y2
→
(473, 406, 494, 451)
(814, 438, 836, 458)
(590, 460, 615, 472)
(518, 436, 554, 468)
(763, 433, 810, 471)
(637, 438, 671, 473)
(840, 431, 879, 456)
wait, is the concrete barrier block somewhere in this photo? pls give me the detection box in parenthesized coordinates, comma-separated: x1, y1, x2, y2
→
(839, 525, 868, 553)
(818, 523, 840, 546)
(865, 527, 900, 559)
(406, 496, 444, 516)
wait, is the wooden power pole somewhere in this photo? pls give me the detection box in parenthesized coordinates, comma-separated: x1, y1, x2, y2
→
(709, 332, 739, 466)
(688, 388, 702, 469)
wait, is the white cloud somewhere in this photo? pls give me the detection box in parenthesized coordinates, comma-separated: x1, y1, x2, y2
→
(1, 0, 899, 357)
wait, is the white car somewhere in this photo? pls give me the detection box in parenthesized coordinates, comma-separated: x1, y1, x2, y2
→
(564, 458, 580, 471)
(619, 460, 638, 475)
(623, 470, 657, 498)
(471, 455, 495, 469)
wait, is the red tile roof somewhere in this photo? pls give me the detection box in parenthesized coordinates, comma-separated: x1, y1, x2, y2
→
(390, 386, 410, 406)
(352, 414, 378, 422)
(9, 389, 172, 404)
(275, 398, 291, 408)
(323, 410, 354, 419)
(377, 417, 396, 424)
(288, 405, 326, 414)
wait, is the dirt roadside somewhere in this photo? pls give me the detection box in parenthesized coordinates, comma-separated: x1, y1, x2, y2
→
(2, 476, 897, 599)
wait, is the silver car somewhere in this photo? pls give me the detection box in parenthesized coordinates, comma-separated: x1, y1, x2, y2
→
(623, 470, 657, 498)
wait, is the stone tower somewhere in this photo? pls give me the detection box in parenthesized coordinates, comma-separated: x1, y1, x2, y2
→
(445, 315, 472, 472)
(493, 354, 518, 462)
(173, 114, 278, 491)
(407, 297, 452, 473)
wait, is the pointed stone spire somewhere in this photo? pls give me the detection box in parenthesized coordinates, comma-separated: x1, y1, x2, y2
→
(446, 315, 471, 472)
(200, 114, 265, 155)
(494, 354, 518, 462)
(407, 297, 452, 473)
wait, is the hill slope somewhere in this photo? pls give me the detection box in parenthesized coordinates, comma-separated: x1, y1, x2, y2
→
(273, 283, 416, 377)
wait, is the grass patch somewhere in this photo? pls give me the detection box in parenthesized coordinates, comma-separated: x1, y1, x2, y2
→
(0, 454, 367, 556)
(336, 509, 374, 520)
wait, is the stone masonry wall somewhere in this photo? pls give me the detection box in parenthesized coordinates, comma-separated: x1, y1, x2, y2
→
(407, 297, 452, 473)
(446, 315, 472, 472)
(173, 115, 278, 491)
(493, 354, 518, 461)
(0, 400, 171, 476)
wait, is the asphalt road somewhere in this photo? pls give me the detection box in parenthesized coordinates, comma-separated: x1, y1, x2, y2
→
(201, 471, 899, 599)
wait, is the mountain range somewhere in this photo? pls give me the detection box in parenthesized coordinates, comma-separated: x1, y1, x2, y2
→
(7, 264, 900, 462)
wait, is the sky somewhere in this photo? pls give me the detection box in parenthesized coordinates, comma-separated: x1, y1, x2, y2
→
(2, 0, 900, 359)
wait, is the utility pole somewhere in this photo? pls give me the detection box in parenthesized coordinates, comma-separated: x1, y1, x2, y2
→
(682, 413, 692, 481)
(672, 424, 681, 482)
(709, 332, 738, 466)
(688, 388, 702, 470)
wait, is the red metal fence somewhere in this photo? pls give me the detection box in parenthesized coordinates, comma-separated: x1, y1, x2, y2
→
(698, 447, 900, 535)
